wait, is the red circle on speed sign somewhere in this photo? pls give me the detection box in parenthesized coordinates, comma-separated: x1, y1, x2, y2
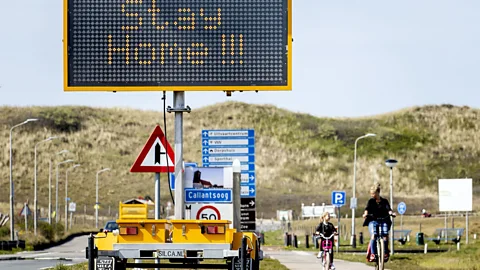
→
(196, 205, 221, 220)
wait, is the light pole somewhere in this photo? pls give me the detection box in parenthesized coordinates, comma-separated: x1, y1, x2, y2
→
(351, 133, 376, 248)
(385, 159, 398, 255)
(9, 118, 38, 240)
(56, 159, 74, 224)
(34, 136, 57, 235)
(96, 168, 111, 228)
(65, 164, 80, 231)
(49, 150, 69, 224)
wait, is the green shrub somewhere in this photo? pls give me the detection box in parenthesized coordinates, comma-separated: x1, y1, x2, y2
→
(0, 226, 10, 237)
(38, 221, 54, 241)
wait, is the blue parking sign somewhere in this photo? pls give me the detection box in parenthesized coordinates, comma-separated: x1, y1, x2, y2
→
(332, 191, 346, 207)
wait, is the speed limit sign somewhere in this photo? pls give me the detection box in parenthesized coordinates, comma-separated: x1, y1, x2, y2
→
(189, 204, 233, 225)
(196, 205, 222, 220)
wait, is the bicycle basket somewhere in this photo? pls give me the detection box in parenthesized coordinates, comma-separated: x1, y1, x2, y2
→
(322, 239, 333, 250)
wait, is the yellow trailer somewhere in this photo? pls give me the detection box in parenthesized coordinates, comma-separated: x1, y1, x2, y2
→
(87, 202, 262, 269)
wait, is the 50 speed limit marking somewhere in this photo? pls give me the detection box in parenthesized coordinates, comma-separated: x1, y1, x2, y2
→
(196, 205, 222, 220)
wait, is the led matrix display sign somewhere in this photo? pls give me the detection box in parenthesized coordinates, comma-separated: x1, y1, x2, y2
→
(64, 0, 292, 91)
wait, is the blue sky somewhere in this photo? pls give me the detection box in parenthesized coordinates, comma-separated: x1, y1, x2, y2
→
(0, 0, 479, 117)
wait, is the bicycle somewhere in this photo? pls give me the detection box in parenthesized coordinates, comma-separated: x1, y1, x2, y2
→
(315, 233, 336, 270)
(365, 214, 395, 270)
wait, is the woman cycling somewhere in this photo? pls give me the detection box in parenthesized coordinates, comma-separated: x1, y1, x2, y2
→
(362, 183, 396, 262)
(315, 212, 337, 270)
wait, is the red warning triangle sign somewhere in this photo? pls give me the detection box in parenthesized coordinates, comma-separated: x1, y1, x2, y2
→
(130, 126, 175, 173)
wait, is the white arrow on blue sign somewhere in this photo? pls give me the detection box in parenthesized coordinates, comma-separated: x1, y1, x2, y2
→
(332, 191, 346, 206)
(397, 202, 407, 215)
(240, 185, 256, 197)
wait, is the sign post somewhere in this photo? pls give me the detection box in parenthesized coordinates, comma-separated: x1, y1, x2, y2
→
(332, 191, 346, 251)
(397, 202, 406, 230)
(130, 126, 175, 220)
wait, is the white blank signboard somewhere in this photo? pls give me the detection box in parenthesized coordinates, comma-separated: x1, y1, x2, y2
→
(438, 179, 472, 212)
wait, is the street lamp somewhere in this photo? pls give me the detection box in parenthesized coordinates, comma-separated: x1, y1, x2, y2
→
(351, 133, 376, 248)
(48, 150, 69, 224)
(96, 168, 111, 228)
(34, 136, 57, 235)
(385, 158, 398, 255)
(65, 164, 80, 231)
(56, 159, 74, 223)
(9, 118, 38, 240)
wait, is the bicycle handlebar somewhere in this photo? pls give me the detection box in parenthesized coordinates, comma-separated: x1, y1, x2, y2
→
(317, 233, 335, 239)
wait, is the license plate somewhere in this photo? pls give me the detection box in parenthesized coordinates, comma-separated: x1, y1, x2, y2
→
(157, 249, 185, 258)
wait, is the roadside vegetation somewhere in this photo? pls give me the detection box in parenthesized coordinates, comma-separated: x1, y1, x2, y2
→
(0, 102, 479, 219)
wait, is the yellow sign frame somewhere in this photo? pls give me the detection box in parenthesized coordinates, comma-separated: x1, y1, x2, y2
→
(63, 0, 292, 92)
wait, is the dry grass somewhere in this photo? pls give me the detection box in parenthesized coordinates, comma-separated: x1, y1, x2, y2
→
(0, 102, 479, 219)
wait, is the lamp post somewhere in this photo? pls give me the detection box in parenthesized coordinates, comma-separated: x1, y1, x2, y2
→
(34, 136, 57, 235)
(96, 168, 111, 228)
(56, 159, 74, 223)
(385, 159, 398, 255)
(9, 118, 38, 240)
(65, 164, 80, 231)
(351, 133, 376, 248)
(49, 150, 69, 224)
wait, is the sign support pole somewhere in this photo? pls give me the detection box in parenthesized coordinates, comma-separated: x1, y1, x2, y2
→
(154, 172, 160, 270)
(233, 160, 241, 231)
(337, 206, 340, 252)
(155, 173, 161, 219)
(466, 211, 469, 244)
(401, 214, 403, 231)
(171, 91, 190, 220)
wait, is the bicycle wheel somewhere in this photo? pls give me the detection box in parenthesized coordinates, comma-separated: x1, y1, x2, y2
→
(377, 238, 385, 270)
(324, 251, 330, 270)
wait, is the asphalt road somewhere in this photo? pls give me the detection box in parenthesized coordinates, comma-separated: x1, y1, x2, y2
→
(0, 235, 88, 270)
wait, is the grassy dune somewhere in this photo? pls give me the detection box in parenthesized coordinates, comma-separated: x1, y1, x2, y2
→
(0, 102, 479, 218)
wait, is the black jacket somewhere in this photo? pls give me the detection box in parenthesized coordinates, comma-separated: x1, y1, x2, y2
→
(362, 196, 392, 227)
(315, 222, 337, 238)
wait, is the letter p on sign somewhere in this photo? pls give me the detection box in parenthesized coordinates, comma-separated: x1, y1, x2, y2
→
(332, 191, 346, 207)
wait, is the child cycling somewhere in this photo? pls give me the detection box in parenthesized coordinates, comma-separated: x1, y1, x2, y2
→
(362, 183, 396, 262)
(315, 212, 338, 270)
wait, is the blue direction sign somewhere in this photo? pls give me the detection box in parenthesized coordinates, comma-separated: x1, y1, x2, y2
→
(397, 202, 407, 215)
(241, 185, 256, 197)
(169, 162, 198, 191)
(202, 130, 255, 199)
(185, 188, 232, 203)
(332, 191, 346, 207)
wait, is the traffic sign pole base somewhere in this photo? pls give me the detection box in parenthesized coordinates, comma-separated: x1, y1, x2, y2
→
(351, 235, 356, 248)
